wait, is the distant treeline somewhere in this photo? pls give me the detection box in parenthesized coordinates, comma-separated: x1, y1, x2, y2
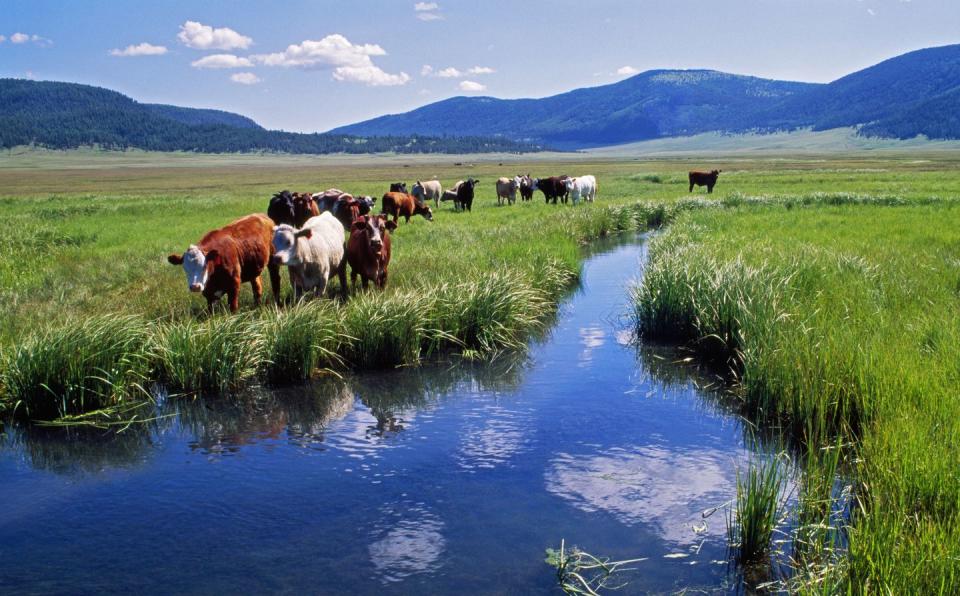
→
(0, 79, 547, 154)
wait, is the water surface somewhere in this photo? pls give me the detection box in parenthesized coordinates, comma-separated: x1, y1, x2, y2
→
(1, 236, 754, 594)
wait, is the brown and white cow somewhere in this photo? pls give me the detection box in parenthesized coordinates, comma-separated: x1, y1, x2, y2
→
(381, 192, 433, 223)
(292, 192, 320, 227)
(167, 213, 281, 313)
(346, 214, 397, 289)
(689, 170, 722, 193)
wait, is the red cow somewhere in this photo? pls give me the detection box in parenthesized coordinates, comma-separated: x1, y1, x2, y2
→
(167, 213, 281, 313)
(292, 192, 320, 227)
(346, 214, 397, 289)
(689, 170, 722, 193)
(381, 192, 433, 223)
(533, 176, 569, 204)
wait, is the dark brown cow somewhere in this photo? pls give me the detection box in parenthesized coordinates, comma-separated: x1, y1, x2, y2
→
(689, 170, 722, 193)
(292, 192, 320, 227)
(346, 214, 397, 289)
(389, 182, 408, 194)
(167, 214, 280, 313)
(456, 178, 479, 212)
(534, 176, 569, 204)
(519, 174, 534, 201)
(381, 192, 433, 223)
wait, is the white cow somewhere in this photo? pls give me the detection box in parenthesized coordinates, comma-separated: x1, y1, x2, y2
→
(272, 212, 347, 299)
(564, 175, 597, 204)
(496, 176, 522, 206)
(412, 179, 443, 207)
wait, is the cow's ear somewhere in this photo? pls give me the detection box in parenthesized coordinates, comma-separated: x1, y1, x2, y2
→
(385, 220, 397, 231)
(205, 249, 219, 266)
(296, 228, 313, 239)
(167, 253, 184, 265)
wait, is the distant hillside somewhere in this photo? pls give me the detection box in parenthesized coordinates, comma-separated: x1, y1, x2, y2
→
(0, 79, 545, 154)
(143, 104, 261, 129)
(331, 44, 960, 148)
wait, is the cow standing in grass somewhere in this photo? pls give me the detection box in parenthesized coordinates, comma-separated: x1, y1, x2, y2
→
(533, 176, 569, 204)
(381, 192, 434, 223)
(456, 178, 479, 212)
(268, 190, 296, 225)
(496, 176, 521, 205)
(564, 175, 598, 204)
(689, 170, 721, 193)
(167, 214, 281, 313)
(292, 192, 320, 226)
(347, 214, 396, 289)
(271, 212, 347, 300)
(412, 180, 443, 208)
(519, 175, 534, 201)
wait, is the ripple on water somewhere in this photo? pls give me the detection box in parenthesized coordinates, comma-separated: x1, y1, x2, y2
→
(456, 402, 534, 471)
(545, 445, 738, 546)
(368, 503, 446, 584)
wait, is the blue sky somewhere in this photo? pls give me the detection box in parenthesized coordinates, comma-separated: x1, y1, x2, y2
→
(2, 0, 958, 132)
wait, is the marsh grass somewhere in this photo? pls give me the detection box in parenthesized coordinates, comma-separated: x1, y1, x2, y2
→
(259, 302, 343, 384)
(1, 315, 152, 419)
(157, 315, 264, 393)
(545, 539, 647, 595)
(341, 292, 428, 369)
(728, 455, 789, 565)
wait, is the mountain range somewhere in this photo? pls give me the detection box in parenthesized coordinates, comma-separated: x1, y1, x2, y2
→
(331, 44, 960, 149)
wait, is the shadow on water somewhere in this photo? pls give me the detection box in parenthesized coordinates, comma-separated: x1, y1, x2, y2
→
(0, 233, 805, 594)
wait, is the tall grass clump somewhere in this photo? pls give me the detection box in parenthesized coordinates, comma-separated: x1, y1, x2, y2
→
(259, 302, 342, 384)
(727, 456, 789, 565)
(1, 315, 152, 419)
(157, 314, 264, 393)
(341, 291, 428, 369)
(426, 271, 546, 355)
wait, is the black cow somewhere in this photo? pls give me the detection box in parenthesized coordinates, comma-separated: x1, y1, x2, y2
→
(519, 174, 534, 201)
(267, 190, 296, 225)
(389, 182, 408, 194)
(689, 170, 722, 193)
(456, 178, 479, 212)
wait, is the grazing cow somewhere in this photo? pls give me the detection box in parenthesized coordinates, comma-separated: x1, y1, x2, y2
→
(564, 175, 598, 204)
(456, 178, 479, 212)
(346, 214, 397, 290)
(381, 192, 434, 223)
(271, 212, 347, 300)
(533, 176, 569, 204)
(689, 170, 722, 193)
(440, 188, 461, 209)
(496, 176, 522, 206)
(167, 214, 281, 313)
(268, 190, 296, 225)
(292, 192, 320, 226)
(519, 174, 534, 201)
(389, 182, 408, 194)
(411, 180, 443, 208)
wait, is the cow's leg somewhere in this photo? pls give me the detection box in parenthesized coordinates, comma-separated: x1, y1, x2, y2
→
(379, 268, 388, 289)
(227, 286, 240, 313)
(707, 184, 713, 194)
(337, 259, 348, 300)
(268, 262, 282, 305)
(350, 268, 358, 288)
(361, 274, 370, 290)
(689, 182, 694, 192)
(251, 276, 263, 307)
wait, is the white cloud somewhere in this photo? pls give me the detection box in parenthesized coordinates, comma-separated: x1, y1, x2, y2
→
(230, 72, 261, 85)
(252, 34, 410, 86)
(414, 2, 439, 10)
(24, 70, 35, 80)
(436, 66, 463, 78)
(8, 33, 50, 47)
(0, 35, 6, 43)
(416, 12, 444, 21)
(459, 80, 486, 92)
(177, 21, 252, 50)
(110, 43, 168, 57)
(10, 33, 29, 44)
(415, 2, 443, 20)
(467, 66, 495, 75)
(421, 64, 434, 76)
(616, 65, 639, 76)
(867, 8, 877, 15)
(191, 54, 253, 69)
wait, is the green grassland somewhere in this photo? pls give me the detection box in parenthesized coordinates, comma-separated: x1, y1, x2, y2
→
(2, 149, 960, 590)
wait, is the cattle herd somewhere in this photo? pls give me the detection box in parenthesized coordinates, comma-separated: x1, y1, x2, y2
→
(167, 169, 720, 312)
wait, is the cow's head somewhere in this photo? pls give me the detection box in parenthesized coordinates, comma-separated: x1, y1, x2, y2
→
(531, 178, 540, 191)
(390, 182, 408, 194)
(512, 175, 522, 189)
(292, 193, 317, 226)
(168, 244, 218, 293)
(411, 181, 425, 200)
(356, 195, 376, 215)
(272, 224, 311, 266)
(415, 201, 434, 221)
(353, 215, 397, 256)
(564, 177, 577, 192)
(712, 169, 722, 176)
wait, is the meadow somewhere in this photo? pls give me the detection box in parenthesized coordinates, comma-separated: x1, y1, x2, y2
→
(1, 149, 960, 591)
